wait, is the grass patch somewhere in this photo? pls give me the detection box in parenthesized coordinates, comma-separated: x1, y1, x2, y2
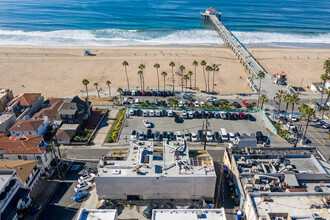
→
(106, 108, 126, 143)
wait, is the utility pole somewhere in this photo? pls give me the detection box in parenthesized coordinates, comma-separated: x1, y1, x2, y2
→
(204, 117, 209, 150)
(201, 121, 204, 145)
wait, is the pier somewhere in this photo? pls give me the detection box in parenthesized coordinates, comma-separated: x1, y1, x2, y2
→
(201, 8, 292, 96)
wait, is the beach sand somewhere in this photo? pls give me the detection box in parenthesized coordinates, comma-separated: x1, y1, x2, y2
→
(0, 46, 328, 97)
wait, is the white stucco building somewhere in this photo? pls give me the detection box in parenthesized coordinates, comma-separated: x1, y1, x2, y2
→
(95, 141, 216, 200)
(9, 117, 48, 136)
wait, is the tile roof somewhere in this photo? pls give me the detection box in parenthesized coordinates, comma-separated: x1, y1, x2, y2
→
(32, 98, 64, 120)
(9, 119, 44, 132)
(6, 93, 41, 107)
(0, 160, 38, 185)
(0, 135, 45, 154)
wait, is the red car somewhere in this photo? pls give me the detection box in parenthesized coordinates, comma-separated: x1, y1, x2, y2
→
(242, 100, 248, 106)
(142, 90, 146, 96)
(239, 112, 246, 119)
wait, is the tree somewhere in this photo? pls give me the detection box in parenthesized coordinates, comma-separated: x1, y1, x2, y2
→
(206, 65, 213, 93)
(275, 90, 285, 117)
(106, 80, 111, 97)
(179, 65, 185, 92)
(212, 64, 219, 93)
(321, 88, 330, 119)
(117, 87, 123, 104)
(122, 61, 130, 92)
(187, 71, 193, 88)
(260, 94, 268, 110)
(154, 63, 160, 91)
(183, 74, 189, 92)
(193, 60, 198, 89)
(283, 93, 291, 119)
(200, 60, 207, 92)
(290, 94, 300, 119)
(138, 64, 145, 90)
(137, 70, 143, 90)
(82, 79, 89, 98)
(169, 61, 175, 92)
(298, 103, 308, 121)
(299, 104, 316, 139)
(94, 82, 100, 98)
(257, 71, 266, 109)
(170, 98, 178, 107)
(320, 72, 330, 110)
(161, 71, 168, 92)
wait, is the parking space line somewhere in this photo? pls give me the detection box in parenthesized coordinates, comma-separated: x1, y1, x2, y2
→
(301, 121, 326, 146)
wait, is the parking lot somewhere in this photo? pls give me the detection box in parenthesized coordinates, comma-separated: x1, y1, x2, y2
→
(120, 109, 290, 147)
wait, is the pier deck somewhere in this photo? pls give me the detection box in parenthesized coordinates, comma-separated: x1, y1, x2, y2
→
(201, 12, 292, 97)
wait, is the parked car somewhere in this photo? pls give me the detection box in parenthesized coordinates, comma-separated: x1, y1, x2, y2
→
(162, 131, 168, 139)
(194, 101, 199, 107)
(138, 130, 145, 140)
(214, 131, 221, 142)
(84, 167, 98, 175)
(78, 174, 95, 184)
(129, 109, 135, 116)
(143, 202, 159, 219)
(194, 110, 201, 118)
(182, 110, 188, 119)
(228, 132, 236, 142)
(161, 202, 176, 209)
(175, 116, 183, 123)
(176, 131, 183, 141)
(206, 131, 213, 142)
(256, 131, 264, 144)
(130, 130, 138, 141)
(161, 110, 167, 116)
(289, 114, 298, 122)
(100, 200, 118, 209)
(169, 132, 175, 141)
(72, 191, 89, 202)
(246, 114, 255, 121)
(149, 110, 155, 117)
(179, 101, 183, 107)
(322, 123, 330, 129)
(188, 111, 194, 119)
(233, 113, 239, 120)
(184, 132, 191, 141)
(168, 110, 174, 117)
(238, 112, 246, 119)
(155, 110, 161, 117)
(143, 119, 152, 128)
(220, 112, 227, 119)
(214, 112, 220, 118)
(74, 182, 92, 192)
(191, 132, 198, 142)
(206, 96, 216, 102)
(154, 131, 161, 141)
(198, 130, 204, 141)
(143, 110, 148, 117)
(227, 113, 234, 120)
(147, 129, 153, 139)
(312, 117, 319, 122)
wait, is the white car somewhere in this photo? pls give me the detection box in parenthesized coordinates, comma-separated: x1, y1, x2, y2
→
(228, 132, 236, 142)
(191, 133, 198, 142)
(168, 110, 174, 117)
(188, 111, 194, 118)
(322, 123, 329, 129)
(184, 133, 191, 141)
(143, 119, 152, 128)
(155, 110, 161, 117)
(206, 96, 216, 102)
(200, 101, 205, 106)
(78, 173, 95, 184)
(74, 182, 93, 192)
(194, 101, 199, 107)
(289, 114, 298, 122)
(129, 109, 135, 116)
(130, 130, 137, 140)
(206, 131, 213, 142)
(143, 110, 148, 117)
(179, 101, 183, 107)
(214, 112, 220, 118)
(176, 131, 183, 141)
(220, 112, 227, 119)
(182, 110, 188, 118)
(149, 110, 155, 117)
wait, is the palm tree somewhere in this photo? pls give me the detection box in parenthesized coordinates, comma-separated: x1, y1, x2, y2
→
(290, 94, 300, 118)
(193, 61, 198, 89)
(138, 64, 145, 90)
(206, 65, 213, 93)
(257, 71, 266, 109)
(169, 61, 175, 92)
(260, 94, 268, 110)
(298, 103, 308, 121)
(283, 93, 291, 118)
(320, 72, 330, 110)
(299, 104, 316, 138)
(94, 82, 100, 98)
(117, 87, 123, 104)
(137, 70, 143, 90)
(122, 61, 130, 91)
(200, 60, 207, 92)
(179, 65, 185, 92)
(275, 90, 285, 117)
(183, 74, 189, 92)
(106, 80, 111, 97)
(82, 79, 89, 98)
(187, 71, 193, 88)
(161, 71, 168, 92)
(212, 64, 219, 93)
(321, 88, 330, 119)
(154, 63, 160, 91)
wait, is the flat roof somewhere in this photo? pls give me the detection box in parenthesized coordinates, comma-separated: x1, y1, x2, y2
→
(77, 209, 117, 220)
(152, 209, 226, 220)
(0, 170, 15, 191)
(98, 141, 216, 178)
(0, 113, 14, 124)
(251, 194, 330, 219)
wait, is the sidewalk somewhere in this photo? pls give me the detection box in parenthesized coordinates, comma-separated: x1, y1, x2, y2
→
(92, 109, 119, 144)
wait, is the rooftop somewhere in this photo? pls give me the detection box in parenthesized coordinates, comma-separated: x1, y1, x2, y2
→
(0, 135, 45, 154)
(32, 98, 64, 120)
(6, 93, 41, 107)
(152, 208, 226, 220)
(77, 209, 117, 220)
(0, 160, 38, 185)
(9, 119, 44, 132)
(0, 113, 15, 124)
(98, 141, 216, 178)
(0, 170, 15, 191)
(251, 194, 330, 219)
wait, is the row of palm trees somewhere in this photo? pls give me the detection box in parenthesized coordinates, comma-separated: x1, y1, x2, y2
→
(121, 60, 221, 93)
(82, 79, 112, 98)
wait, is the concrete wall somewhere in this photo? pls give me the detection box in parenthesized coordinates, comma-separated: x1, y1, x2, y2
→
(28, 96, 44, 117)
(0, 113, 16, 132)
(95, 175, 216, 200)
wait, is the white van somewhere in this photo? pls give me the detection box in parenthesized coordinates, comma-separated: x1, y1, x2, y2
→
(134, 99, 140, 104)
(219, 128, 228, 142)
(143, 110, 148, 117)
(228, 132, 236, 142)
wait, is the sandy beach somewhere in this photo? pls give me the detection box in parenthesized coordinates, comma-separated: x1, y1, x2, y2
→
(0, 46, 329, 98)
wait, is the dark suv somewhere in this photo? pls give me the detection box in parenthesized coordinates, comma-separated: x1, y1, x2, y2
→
(143, 202, 159, 219)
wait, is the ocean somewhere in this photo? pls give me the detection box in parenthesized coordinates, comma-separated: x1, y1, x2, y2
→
(0, 0, 329, 47)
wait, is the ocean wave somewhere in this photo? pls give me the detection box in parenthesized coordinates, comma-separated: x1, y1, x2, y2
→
(0, 28, 329, 47)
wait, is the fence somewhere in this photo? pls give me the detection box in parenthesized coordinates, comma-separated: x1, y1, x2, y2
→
(261, 109, 278, 134)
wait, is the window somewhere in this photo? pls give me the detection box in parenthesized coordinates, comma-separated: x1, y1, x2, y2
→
(36, 156, 41, 161)
(18, 155, 22, 159)
(23, 155, 27, 160)
(43, 153, 47, 162)
(29, 132, 32, 135)
(68, 114, 72, 118)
